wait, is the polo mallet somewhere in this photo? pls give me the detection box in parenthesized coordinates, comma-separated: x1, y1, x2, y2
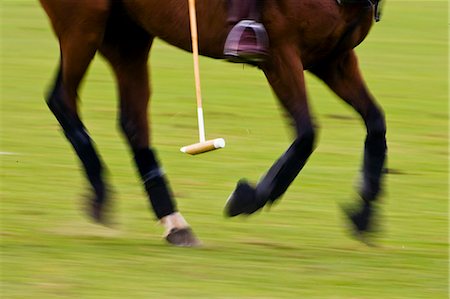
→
(180, 0, 225, 155)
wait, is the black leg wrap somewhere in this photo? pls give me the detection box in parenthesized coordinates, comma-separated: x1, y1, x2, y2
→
(256, 134, 315, 204)
(225, 133, 315, 217)
(344, 108, 385, 240)
(134, 148, 176, 219)
(360, 133, 386, 201)
(47, 71, 106, 203)
(67, 129, 106, 203)
(360, 107, 386, 202)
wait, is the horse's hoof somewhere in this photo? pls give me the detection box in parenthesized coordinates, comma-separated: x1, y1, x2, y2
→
(90, 201, 109, 224)
(165, 227, 201, 247)
(347, 207, 371, 232)
(343, 201, 378, 243)
(224, 180, 264, 217)
(85, 190, 115, 227)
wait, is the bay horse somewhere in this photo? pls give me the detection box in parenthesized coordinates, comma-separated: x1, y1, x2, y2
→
(39, 0, 386, 246)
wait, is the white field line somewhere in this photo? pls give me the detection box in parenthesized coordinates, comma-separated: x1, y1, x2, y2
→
(0, 152, 18, 155)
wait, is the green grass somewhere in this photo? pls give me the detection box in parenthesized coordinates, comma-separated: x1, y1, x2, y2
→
(1, 1, 448, 298)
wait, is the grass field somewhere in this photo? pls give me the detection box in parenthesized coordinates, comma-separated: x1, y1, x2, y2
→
(1, 1, 448, 298)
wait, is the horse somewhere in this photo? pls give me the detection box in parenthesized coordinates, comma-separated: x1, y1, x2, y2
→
(39, 0, 386, 246)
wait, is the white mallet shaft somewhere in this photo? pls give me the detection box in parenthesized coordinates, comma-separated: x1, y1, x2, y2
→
(188, 0, 206, 142)
(197, 107, 206, 143)
(182, 0, 225, 155)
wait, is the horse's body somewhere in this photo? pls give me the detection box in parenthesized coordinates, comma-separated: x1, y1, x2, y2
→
(122, 0, 372, 65)
(39, 0, 386, 243)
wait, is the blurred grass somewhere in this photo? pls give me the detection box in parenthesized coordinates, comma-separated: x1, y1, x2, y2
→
(0, 1, 448, 298)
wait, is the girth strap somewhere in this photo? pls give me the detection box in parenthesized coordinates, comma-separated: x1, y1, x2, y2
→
(373, 0, 382, 22)
(336, 0, 383, 22)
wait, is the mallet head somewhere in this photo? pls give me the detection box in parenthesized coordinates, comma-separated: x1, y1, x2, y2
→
(180, 138, 225, 155)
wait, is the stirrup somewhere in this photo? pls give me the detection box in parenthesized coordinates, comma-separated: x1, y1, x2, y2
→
(224, 20, 269, 64)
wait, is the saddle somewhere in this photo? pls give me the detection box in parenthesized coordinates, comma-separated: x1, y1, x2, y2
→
(337, 0, 383, 22)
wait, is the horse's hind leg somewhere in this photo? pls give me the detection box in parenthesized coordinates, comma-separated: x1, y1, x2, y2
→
(99, 13, 199, 246)
(41, 0, 111, 223)
(225, 44, 316, 216)
(311, 50, 387, 235)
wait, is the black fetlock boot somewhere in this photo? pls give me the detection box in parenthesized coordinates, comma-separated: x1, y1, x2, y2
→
(224, 0, 269, 64)
(225, 180, 266, 217)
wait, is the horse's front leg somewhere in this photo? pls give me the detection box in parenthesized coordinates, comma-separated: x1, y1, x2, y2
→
(42, 0, 111, 223)
(100, 27, 200, 246)
(311, 50, 387, 236)
(225, 44, 316, 216)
